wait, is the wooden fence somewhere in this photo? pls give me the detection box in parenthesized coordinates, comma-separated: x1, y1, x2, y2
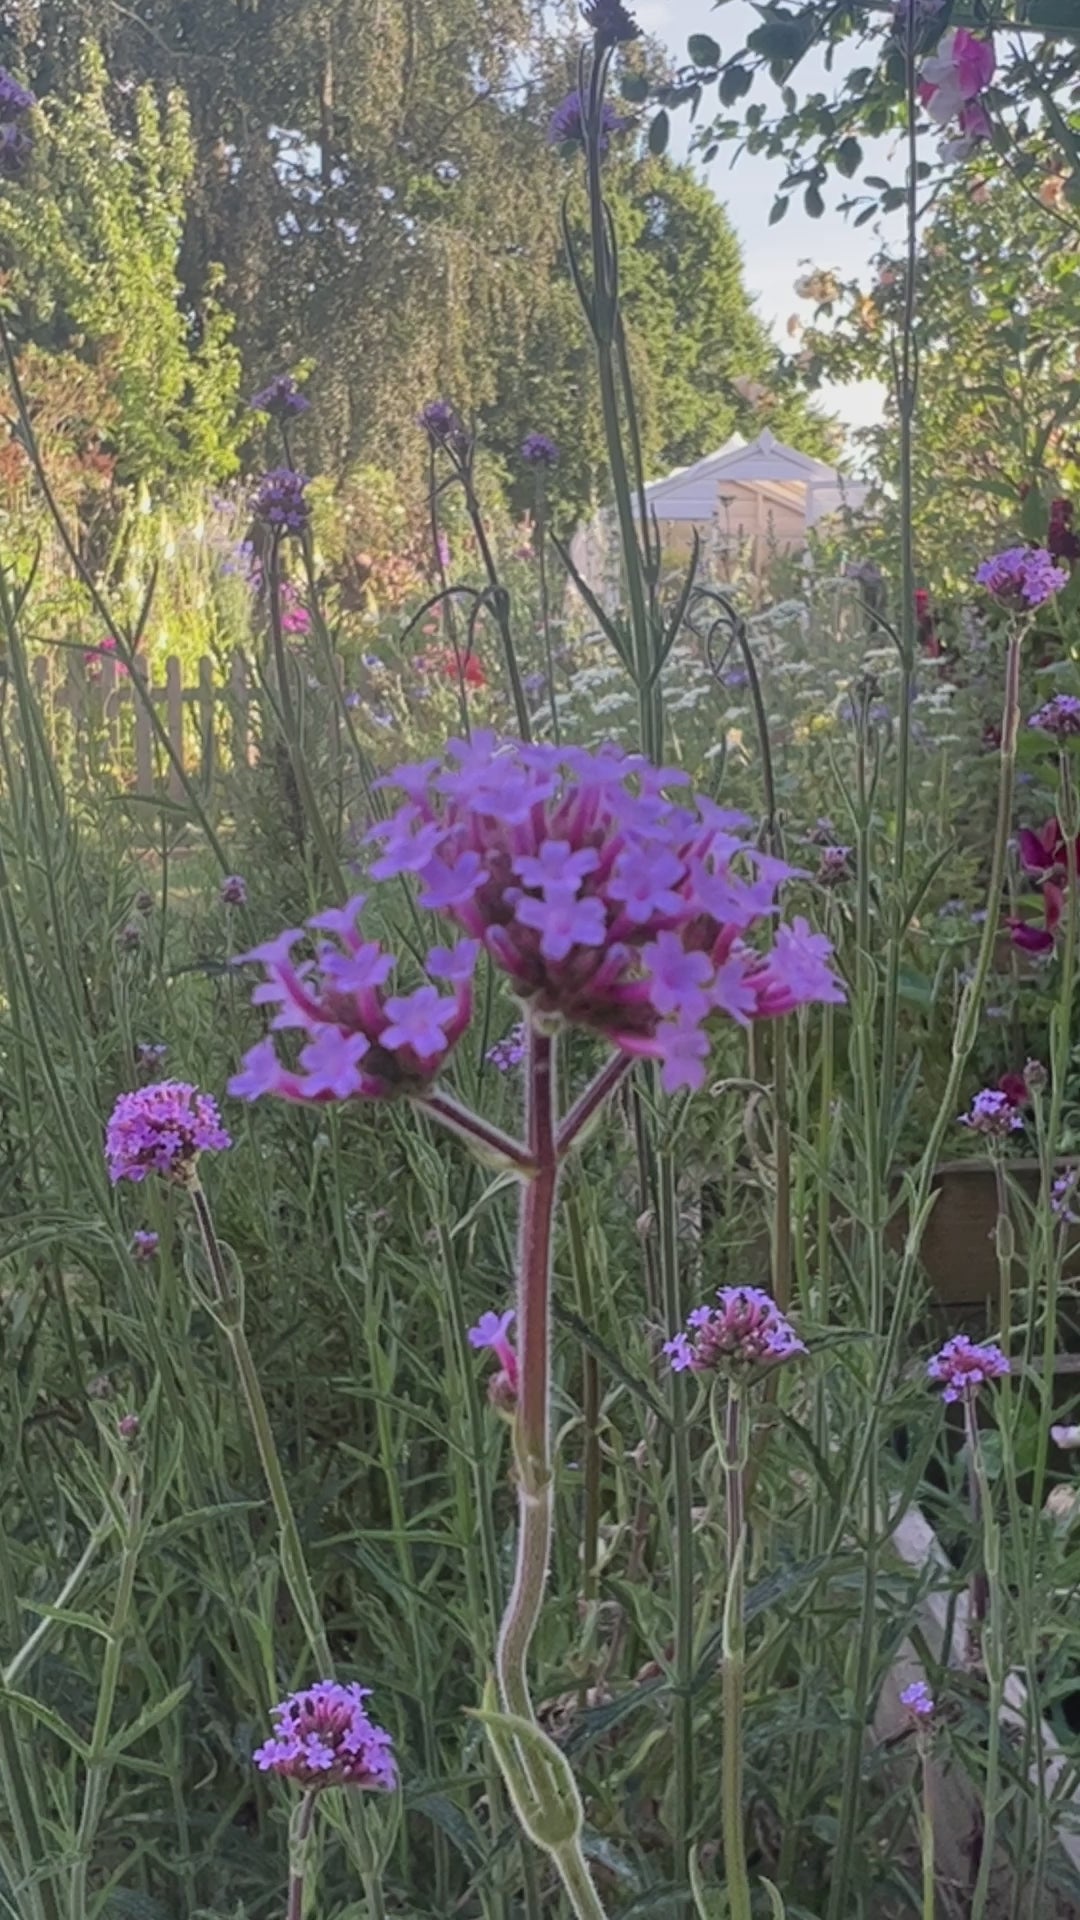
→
(29, 650, 260, 799)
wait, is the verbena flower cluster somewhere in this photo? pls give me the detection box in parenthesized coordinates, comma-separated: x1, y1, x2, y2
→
(220, 874, 248, 907)
(229, 896, 475, 1103)
(899, 1679, 935, 1721)
(1029, 694, 1080, 739)
(131, 1229, 160, 1261)
(250, 374, 310, 419)
(521, 431, 560, 469)
(548, 91, 624, 151)
(105, 1083, 231, 1184)
(665, 1286, 806, 1373)
(927, 1334, 1010, 1403)
(254, 468, 309, 534)
(581, 0, 640, 46)
(253, 1682, 396, 1792)
(959, 1087, 1024, 1138)
(487, 1023, 526, 1071)
(0, 67, 35, 178)
(974, 546, 1069, 609)
(360, 734, 844, 1095)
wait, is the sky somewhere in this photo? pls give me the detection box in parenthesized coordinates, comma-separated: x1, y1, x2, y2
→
(633, 0, 903, 429)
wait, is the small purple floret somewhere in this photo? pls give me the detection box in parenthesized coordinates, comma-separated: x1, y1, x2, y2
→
(900, 1679, 934, 1720)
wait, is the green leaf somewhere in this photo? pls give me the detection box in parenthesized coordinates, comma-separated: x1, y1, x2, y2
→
(897, 965, 935, 1012)
(648, 110, 670, 157)
(106, 1681, 191, 1756)
(1, 1686, 89, 1758)
(619, 72, 649, 103)
(804, 182, 825, 218)
(836, 136, 861, 179)
(688, 33, 720, 66)
(719, 65, 752, 106)
(769, 196, 789, 225)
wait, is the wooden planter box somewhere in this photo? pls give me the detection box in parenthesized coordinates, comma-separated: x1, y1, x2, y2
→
(887, 1157, 1080, 1308)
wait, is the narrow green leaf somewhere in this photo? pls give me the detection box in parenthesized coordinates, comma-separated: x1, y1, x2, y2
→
(106, 1681, 191, 1757)
(648, 110, 670, 157)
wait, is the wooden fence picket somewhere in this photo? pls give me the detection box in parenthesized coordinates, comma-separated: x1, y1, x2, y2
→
(25, 650, 273, 797)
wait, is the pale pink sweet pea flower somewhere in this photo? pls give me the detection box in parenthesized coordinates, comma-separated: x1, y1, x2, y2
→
(919, 28, 994, 132)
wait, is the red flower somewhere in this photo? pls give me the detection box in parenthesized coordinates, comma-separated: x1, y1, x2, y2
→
(420, 645, 487, 689)
(1010, 817, 1080, 951)
(1048, 497, 1080, 566)
(915, 588, 941, 657)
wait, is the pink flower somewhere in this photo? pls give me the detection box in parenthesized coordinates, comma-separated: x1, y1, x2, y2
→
(900, 1680, 934, 1721)
(362, 736, 844, 1095)
(919, 28, 994, 128)
(228, 900, 476, 1106)
(469, 1309, 519, 1409)
(927, 1333, 1009, 1403)
(664, 1286, 805, 1373)
(253, 1682, 396, 1792)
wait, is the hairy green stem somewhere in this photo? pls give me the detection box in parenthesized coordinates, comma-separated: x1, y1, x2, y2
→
(659, 1142, 694, 1888)
(967, 1399, 1004, 1920)
(68, 1473, 143, 1920)
(188, 1179, 332, 1673)
(720, 1390, 751, 1920)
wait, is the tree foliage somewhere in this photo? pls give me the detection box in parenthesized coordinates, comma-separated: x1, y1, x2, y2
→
(0, 2, 830, 520)
(794, 156, 1080, 585)
(0, 42, 242, 487)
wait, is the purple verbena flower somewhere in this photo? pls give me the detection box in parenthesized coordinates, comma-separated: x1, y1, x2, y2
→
(469, 1308, 519, 1408)
(581, 0, 641, 44)
(250, 374, 310, 420)
(1029, 694, 1080, 739)
(975, 547, 1069, 610)
(959, 1088, 1024, 1138)
(487, 1023, 526, 1071)
(548, 90, 625, 152)
(117, 1413, 141, 1441)
(220, 874, 247, 907)
(136, 1042, 168, 1077)
(927, 1333, 1010, 1403)
(664, 1285, 806, 1373)
(521, 432, 560, 469)
(1051, 1422, 1080, 1449)
(418, 400, 468, 453)
(105, 1082, 231, 1185)
(363, 735, 844, 1096)
(818, 845, 853, 886)
(0, 71, 35, 115)
(131, 1230, 160, 1261)
(254, 468, 309, 535)
(228, 904, 475, 1106)
(253, 1682, 396, 1792)
(1052, 1171, 1080, 1226)
(900, 1679, 934, 1721)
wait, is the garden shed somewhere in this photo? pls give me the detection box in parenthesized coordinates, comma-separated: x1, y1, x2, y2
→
(571, 428, 867, 585)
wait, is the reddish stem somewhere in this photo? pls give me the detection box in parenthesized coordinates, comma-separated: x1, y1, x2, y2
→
(556, 1051, 633, 1158)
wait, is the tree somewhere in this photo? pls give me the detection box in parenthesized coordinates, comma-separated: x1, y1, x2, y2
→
(0, 42, 242, 488)
(791, 156, 1080, 586)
